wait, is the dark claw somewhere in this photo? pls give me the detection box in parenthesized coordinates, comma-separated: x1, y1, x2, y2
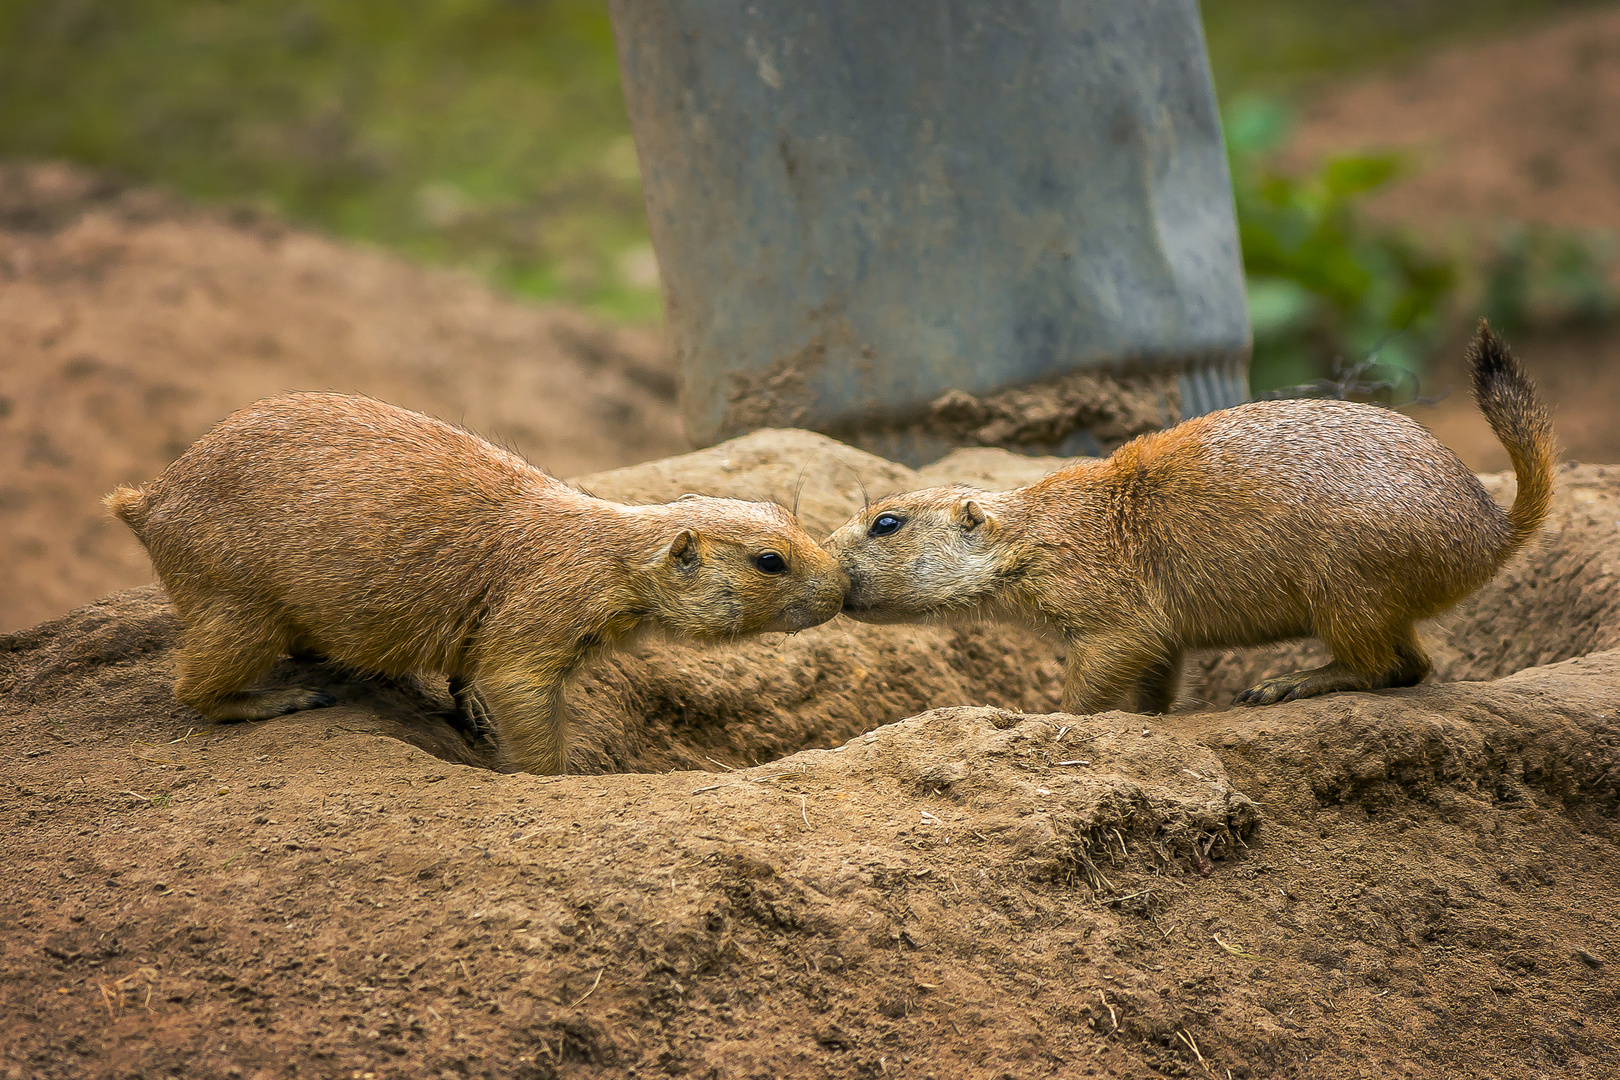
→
(451, 709, 493, 741)
(447, 678, 496, 744)
(1237, 682, 1291, 706)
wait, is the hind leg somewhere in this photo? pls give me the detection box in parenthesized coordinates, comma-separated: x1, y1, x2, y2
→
(1383, 625, 1432, 688)
(1130, 649, 1184, 714)
(172, 607, 333, 721)
(1233, 660, 1377, 706)
(1236, 618, 1428, 706)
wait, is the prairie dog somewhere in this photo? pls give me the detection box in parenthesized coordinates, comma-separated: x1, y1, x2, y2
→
(825, 324, 1554, 715)
(107, 392, 847, 774)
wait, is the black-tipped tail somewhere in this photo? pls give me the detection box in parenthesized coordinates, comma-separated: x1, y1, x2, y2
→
(1468, 320, 1555, 552)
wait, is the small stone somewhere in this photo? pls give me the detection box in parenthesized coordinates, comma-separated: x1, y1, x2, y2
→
(1576, 948, 1606, 968)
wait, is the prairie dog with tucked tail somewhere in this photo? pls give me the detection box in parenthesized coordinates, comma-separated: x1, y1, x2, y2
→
(108, 392, 847, 774)
(825, 323, 1554, 715)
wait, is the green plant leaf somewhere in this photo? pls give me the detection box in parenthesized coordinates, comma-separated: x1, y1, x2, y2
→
(1225, 97, 1459, 396)
(1245, 276, 1322, 337)
(1223, 96, 1293, 158)
(1321, 154, 1402, 199)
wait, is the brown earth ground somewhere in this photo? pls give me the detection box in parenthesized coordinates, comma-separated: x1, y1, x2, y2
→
(4, 437, 1620, 1080)
(6, 8, 1620, 1079)
(1287, 6, 1620, 238)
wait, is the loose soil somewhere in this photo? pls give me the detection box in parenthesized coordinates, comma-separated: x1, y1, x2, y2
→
(4, 437, 1620, 1080)
(8, 10, 1620, 1077)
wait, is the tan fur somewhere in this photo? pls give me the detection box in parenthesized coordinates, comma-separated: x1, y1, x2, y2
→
(107, 392, 847, 774)
(825, 323, 1555, 714)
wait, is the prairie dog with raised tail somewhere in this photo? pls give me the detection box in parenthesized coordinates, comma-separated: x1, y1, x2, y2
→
(825, 323, 1553, 715)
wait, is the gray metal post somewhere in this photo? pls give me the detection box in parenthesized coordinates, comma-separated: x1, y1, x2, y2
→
(610, 0, 1250, 463)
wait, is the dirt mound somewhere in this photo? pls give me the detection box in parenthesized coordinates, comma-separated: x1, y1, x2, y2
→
(0, 161, 686, 633)
(4, 435, 1619, 1079)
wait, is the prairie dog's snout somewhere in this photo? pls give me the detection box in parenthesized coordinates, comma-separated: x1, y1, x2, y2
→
(649, 494, 847, 638)
(826, 489, 1010, 623)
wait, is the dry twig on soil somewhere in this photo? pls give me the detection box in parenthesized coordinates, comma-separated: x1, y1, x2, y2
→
(568, 969, 604, 1009)
(1177, 1029, 1213, 1076)
(1097, 990, 1119, 1033)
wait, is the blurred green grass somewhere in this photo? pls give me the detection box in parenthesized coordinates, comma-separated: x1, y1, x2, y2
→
(0, 0, 1608, 341)
(1198, 0, 1609, 98)
(0, 0, 658, 320)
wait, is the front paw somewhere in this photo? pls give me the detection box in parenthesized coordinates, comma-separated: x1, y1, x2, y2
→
(1234, 673, 1311, 707)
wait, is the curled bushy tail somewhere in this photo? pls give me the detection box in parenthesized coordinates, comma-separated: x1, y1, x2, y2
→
(104, 485, 148, 529)
(1468, 321, 1555, 552)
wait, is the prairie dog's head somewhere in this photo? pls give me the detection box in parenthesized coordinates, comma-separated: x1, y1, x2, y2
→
(640, 495, 847, 640)
(824, 486, 1014, 624)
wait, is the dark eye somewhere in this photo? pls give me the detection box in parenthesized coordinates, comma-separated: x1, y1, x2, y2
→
(754, 552, 787, 575)
(869, 514, 904, 537)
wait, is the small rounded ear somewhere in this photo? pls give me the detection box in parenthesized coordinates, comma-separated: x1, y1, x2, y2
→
(668, 529, 697, 561)
(677, 493, 703, 502)
(960, 499, 988, 531)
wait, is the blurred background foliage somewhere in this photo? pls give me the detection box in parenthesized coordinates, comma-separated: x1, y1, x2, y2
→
(1224, 98, 1456, 393)
(0, 0, 1615, 389)
(0, 0, 657, 319)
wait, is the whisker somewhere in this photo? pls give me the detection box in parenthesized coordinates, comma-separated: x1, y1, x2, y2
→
(837, 460, 871, 513)
(823, 458, 873, 517)
(792, 454, 818, 519)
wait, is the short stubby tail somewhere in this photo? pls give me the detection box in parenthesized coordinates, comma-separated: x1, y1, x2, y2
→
(1468, 320, 1555, 554)
(104, 485, 148, 530)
